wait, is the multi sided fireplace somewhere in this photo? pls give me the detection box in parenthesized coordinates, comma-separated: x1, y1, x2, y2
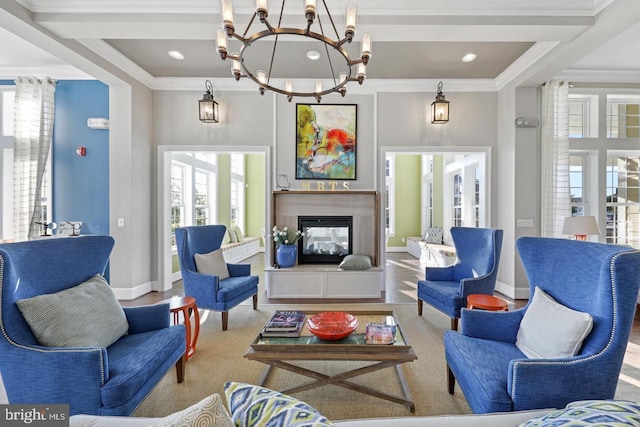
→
(298, 216, 353, 264)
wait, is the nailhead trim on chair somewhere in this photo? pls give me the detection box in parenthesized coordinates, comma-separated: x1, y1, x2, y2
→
(0, 257, 108, 386)
(509, 249, 639, 403)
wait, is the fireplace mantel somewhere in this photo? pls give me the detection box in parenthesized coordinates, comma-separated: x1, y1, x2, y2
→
(267, 190, 383, 299)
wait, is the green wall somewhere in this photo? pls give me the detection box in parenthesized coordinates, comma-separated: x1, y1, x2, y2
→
(388, 155, 422, 247)
(432, 155, 444, 227)
(245, 154, 266, 246)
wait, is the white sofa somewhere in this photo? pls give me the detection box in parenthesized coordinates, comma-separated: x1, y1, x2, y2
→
(5, 376, 635, 427)
(69, 410, 553, 427)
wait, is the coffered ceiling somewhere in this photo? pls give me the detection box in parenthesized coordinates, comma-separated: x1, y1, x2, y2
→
(1, 0, 639, 91)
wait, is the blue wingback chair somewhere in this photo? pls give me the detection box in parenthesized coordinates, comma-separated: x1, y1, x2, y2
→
(417, 227, 504, 330)
(444, 237, 640, 413)
(175, 225, 259, 330)
(0, 236, 186, 416)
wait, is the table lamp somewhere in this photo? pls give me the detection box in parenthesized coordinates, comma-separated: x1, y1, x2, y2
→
(562, 216, 601, 241)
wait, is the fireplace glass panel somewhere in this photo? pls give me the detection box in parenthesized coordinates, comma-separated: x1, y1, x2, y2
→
(298, 216, 353, 264)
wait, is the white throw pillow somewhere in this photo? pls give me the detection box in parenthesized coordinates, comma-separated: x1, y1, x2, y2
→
(516, 287, 593, 359)
(17, 274, 129, 348)
(194, 249, 230, 280)
(69, 393, 234, 427)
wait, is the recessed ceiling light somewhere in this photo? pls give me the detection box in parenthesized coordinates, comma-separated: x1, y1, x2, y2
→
(306, 50, 321, 61)
(461, 53, 477, 63)
(168, 50, 185, 60)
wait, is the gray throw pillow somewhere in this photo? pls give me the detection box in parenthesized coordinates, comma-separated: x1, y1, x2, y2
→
(17, 274, 129, 348)
(339, 254, 372, 270)
(194, 249, 230, 280)
(228, 228, 238, 243)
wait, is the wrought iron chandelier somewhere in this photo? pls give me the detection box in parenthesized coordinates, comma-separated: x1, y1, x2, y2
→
(216, 0, 372, 103)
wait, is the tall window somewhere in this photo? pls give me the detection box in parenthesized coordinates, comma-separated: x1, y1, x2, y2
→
(0, 86, 52, 242)
(473, 167, 480, 227)
(452, 173, 462, 227)
(194, 170, 210, 225)
(385, 155, 395, 234)
(569, 89, 640, 248)
(170, 163, 185, 245)
(170, 152, 217, 246)
(606, 155, 640, 247)
(569, 154, 587, 216)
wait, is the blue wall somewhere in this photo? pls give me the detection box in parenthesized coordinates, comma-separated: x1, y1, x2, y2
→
(52, 80, 109, 235)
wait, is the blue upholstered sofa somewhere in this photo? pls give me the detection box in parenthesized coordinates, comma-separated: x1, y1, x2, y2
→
(0, 236, 186, 416)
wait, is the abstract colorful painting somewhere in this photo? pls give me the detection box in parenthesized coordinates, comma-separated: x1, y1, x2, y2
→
(296, 104, 357, 180)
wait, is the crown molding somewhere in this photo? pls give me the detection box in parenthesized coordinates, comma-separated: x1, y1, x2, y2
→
(149, 77, 498, 93)
(557, 69, 640, 84)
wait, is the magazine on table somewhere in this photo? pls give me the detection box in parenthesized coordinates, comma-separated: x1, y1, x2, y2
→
(264, 310, 305, 332)
(261, 318, 306, 338)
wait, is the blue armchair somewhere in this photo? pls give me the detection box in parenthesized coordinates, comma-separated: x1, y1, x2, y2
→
(175, 225, 259, 330)
(444, 237, 640, 413)
(417, 227, 503, 330)
(0, 236, 186, 416)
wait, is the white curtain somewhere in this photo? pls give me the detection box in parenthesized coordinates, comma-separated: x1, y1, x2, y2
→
(13, 76, 56, 241)
(540, 79, 571, 237)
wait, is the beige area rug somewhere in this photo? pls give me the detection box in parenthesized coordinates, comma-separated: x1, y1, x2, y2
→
(134, 303, 472, 422)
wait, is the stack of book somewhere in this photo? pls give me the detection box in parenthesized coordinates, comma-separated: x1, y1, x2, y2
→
(260, 310, 306, 338)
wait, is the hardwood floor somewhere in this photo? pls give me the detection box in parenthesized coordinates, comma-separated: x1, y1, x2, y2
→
(121, 251, 640, 403)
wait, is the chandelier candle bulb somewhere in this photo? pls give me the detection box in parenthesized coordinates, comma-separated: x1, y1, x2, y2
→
(256, 0, 268, 20)
(357, 62, 366, 84)
(231, 54, 241, 80)
(221, 0, 235, 35)
(216, 28, 228, 58)
(257, 70, 266, 84)
(345, 4, 357, 40)
(361, 33, 372, 63)
(305, 0, 317, 24)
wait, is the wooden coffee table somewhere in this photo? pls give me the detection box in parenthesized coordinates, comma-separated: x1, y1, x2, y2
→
(244, 310, 417, 412)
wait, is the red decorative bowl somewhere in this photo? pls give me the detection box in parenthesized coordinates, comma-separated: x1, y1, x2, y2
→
(307, 312, 359, 341)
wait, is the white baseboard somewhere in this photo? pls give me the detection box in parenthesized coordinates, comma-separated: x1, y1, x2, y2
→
(112, 281, 154, 301)
(495, 280, 530, 300)
(386, 246, 408, 253)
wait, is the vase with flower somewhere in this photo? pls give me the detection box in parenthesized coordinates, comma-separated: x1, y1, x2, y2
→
(271, 226, 302, 268)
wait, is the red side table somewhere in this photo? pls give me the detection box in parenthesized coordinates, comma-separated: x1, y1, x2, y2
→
(164, 296, 200, 360)
(466, 294, 509, 311)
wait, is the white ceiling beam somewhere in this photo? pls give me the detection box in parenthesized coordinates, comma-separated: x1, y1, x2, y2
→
(34, 13, 590, 43)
